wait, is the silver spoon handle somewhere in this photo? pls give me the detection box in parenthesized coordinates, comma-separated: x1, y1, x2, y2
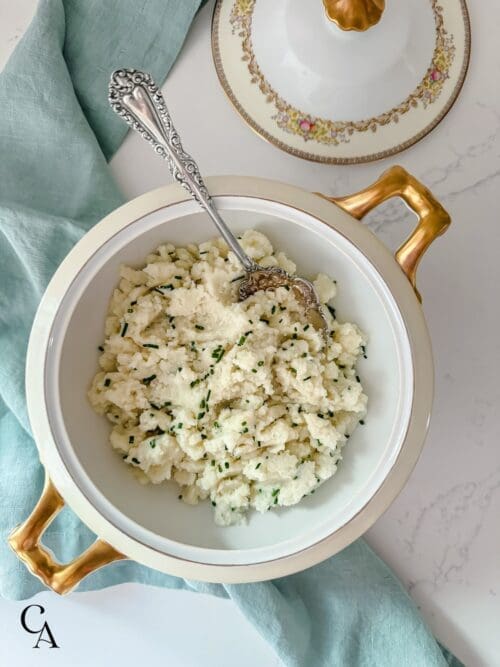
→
(109, 69, 254, 272)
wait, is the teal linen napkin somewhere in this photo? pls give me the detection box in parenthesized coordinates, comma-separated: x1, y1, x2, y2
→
(0, 2, 462, 665)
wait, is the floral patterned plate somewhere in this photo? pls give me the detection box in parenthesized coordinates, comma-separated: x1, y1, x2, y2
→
(212, 0, 470, 164)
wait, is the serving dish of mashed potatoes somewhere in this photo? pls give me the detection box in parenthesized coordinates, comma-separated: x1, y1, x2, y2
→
(15, 172, 446, 587)
(88, 230, 367, 525)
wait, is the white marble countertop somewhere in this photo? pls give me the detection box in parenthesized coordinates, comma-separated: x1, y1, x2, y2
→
(1, 2, 499, 665)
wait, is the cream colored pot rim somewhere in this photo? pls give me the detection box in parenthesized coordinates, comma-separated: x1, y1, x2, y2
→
(26, 176, 433, 583)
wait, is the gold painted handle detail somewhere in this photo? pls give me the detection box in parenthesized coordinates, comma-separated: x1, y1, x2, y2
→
(324, 165, 451, 301)
(8, 474, 125, 595)
(323, 0, 385, 32)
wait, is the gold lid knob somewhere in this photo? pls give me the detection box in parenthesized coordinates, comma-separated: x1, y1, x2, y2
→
(323, 0, 385, 32)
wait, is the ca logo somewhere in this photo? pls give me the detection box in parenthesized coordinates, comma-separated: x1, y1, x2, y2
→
(20, 605, 59, 648)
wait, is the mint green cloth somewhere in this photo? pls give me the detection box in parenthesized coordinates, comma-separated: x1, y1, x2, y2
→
(0, 2, 462, 665)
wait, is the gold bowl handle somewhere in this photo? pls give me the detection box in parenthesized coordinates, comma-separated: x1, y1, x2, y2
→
(8, 474, 125, 595)
(322, 165, 451, 301)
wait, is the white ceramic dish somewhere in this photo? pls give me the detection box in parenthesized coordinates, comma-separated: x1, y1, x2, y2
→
(212, 0, 470, 164)
(10, 169, 450, 591)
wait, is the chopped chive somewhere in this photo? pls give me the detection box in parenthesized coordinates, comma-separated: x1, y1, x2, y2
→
(131, 457, 140, 465)
(211, 460, 216, 466)
(251, 368, 257, 374)
(213, 421, 220, 428)
(152, 287, 165, 295)
(359, 419, 365, 425)
(130, 300, 137, 306)
(230, 275, 244, 283)
(177, 423, 183, 429)
(104, 378, 111, 387)
(197, 412, 205, 420)
(218, 465, 223, 473)
(206, 389, 211, 402)
(280, 306, 286, 311)
(303, 324, 310, 331)
(211, 501, 216, 507)
(356, 375, 361, 383)
(292, 333, 298, 340)
(237, 335, 246, 346)
(120, 322, 128, 337)
(195, 324, 205, 330)
(142, 374, 157, 385)
(303, 376, 312, 381)
(98, 345, 104, 352)
(272, 488, 280, 497)
(150, 440, 156, 449)
(174, 275, 182, 280)
(143, 343, 159, 349)
(199, 250, 209, 254)
(127, 308, 133, 313)
(258, 360, 264, 367)
(128, 436, 135, 444)
(224, 462, 229, 469)
(327, 305, 336, 319)
(259, 318, 269, 325)
(301, 352, 307, 358)
(256, 462, 262, 469)
(201, 434, 207, 440)
(149, 402, 160, 410)
(317, 413, 324, 419)
(244, 330, 253, 336)
(178, 494, 183, 500)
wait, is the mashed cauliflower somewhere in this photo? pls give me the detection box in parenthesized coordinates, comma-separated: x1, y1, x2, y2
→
(88, 230, 367, 526)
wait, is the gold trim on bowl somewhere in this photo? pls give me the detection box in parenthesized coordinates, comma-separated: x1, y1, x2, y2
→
(212, 0, 471, 165)
(9, 167, 450, 593)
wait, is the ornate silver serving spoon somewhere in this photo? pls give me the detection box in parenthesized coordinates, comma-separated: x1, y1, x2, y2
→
(108, 69, 327, 332)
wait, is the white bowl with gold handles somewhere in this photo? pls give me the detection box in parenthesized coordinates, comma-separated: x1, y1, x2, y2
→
(9, 166, 450, 594)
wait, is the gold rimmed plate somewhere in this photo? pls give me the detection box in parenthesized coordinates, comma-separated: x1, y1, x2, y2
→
(212, 0, 470, 164)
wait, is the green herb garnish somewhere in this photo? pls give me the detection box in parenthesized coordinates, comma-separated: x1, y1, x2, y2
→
(120, 322, 128, 337)
(142, 374, 157, 385)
